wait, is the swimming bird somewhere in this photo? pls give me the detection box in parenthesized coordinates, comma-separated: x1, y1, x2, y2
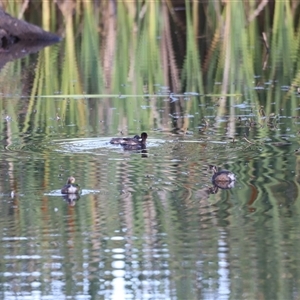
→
(210, 165, 236, 189)
(110, 132, 148, 147)
(61, 176, 80, 194)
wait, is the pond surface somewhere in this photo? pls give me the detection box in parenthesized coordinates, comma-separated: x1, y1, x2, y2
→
(1, 93, 300, 300)
(1, 3, 300, 300)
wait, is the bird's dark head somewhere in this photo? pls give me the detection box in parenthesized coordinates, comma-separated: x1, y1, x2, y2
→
(141, 132, 148, 142)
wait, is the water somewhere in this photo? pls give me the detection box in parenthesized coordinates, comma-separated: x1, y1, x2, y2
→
(1, 4, 300, 299)
(0, 99, 299, 299)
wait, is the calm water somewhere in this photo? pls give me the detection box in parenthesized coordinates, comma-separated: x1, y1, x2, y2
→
(0, 95, 299, 300)
(1, 6, 300, 300)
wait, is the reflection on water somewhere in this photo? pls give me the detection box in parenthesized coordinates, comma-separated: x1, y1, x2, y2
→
(0, 100, 299, 299)
(0, 122, 299, 299)
(0, 119, 299, 300)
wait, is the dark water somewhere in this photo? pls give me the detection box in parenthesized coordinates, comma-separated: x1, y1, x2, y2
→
(0, 95, 299, 300)
(1, 10, 300, 300)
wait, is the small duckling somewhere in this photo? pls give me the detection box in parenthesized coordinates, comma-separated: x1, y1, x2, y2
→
(110, 132, 148, 146)
(61, 176, 80, 194)
(210, 165, 236, 189)
(122, 132, 148, 150)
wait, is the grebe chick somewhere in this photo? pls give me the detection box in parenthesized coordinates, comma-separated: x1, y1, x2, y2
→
(61, 176, 80, 194)
(110, 132, 148, 146)
(210, 165, 236, 189)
